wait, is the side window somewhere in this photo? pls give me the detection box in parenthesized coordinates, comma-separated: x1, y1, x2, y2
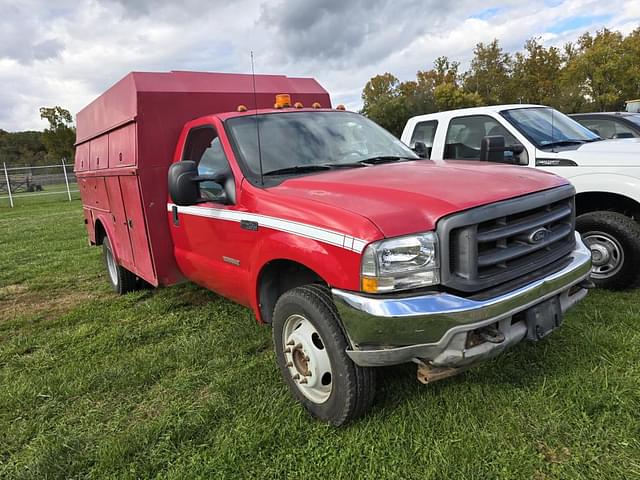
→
(444, 115, 519, 161)
(579, 119, 616, 138)
(410, 120, 438, 147)
(613, 120, 639, 139)
(182, 126, 233, 201)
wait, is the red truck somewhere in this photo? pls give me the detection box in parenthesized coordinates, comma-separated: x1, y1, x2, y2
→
(75, 71, 592, 425)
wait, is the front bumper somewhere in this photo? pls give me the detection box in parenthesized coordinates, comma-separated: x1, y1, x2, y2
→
(332, 232, 592, 367)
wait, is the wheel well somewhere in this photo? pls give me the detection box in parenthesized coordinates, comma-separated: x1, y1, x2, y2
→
(575, 192, 640, 219)
(257, 260, 326, 324)
(94, 219, 106, 245)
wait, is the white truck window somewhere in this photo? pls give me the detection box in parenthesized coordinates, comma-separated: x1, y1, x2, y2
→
(444, 115, 517, 160)
(409, 120, 438, 148)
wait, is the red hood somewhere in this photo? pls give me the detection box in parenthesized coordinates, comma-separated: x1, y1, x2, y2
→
(270, 160, 568, 237)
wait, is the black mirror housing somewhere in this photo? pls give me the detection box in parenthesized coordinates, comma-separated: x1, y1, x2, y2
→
(480, 135, 506, 162)
(413, 141, 429, 159)
(168, 161, 201, 206)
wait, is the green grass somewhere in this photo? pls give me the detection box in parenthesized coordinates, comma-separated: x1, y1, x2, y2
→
(1, 202, 639, 479)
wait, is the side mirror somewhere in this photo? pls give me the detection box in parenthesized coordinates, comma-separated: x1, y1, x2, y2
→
(168, 161, 228, 206)
(413, 141, 429, 159)
(168, 161, 201, 206)
(480, 135, 506, 162)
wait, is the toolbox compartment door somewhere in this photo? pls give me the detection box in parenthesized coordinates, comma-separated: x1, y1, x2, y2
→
(104, 176, 135, 269)
(108, 124, 136, 168)
(119, 175, 155, 283)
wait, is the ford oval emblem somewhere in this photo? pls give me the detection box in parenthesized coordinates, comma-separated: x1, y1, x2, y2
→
(528, 227, 550, 244)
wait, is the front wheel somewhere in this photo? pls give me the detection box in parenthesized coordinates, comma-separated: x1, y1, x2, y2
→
(577, 211, 640, 290)
(272, 285, 376, 426)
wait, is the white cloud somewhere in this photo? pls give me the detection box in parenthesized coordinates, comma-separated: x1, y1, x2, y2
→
(0, 0, 638, 130)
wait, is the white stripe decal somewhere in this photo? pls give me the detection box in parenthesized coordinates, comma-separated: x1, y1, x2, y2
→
(167, 203, 368, 253)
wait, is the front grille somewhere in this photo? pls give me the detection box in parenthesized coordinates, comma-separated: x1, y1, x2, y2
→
(437, 185, 576, 293)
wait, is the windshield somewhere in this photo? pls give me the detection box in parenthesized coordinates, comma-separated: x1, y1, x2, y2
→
(225, 111, 417, 178)
(501, 107, 600, 149)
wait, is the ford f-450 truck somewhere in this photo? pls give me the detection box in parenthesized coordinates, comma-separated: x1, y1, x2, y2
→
(402, 105, 640, 290)
(76, 72, 591, 425)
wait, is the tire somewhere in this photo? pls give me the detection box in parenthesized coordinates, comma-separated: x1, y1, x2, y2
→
(102, 236, 138, 294)
(576, 211, 640, 290)
(272, 285, 376, 426)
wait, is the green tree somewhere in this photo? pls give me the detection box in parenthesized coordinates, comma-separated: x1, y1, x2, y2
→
(511, 38, 563, 106)
(464, 39, 514, 104)
(0, 130, 46, 167)
(39, 106, 76, 162)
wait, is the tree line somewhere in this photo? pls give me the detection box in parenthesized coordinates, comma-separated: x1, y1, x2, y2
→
(0, 107, 75, 168)
(362, 28, 640, 136)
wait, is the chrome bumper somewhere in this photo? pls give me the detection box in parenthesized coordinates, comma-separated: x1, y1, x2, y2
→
(332, 233, 592, 367)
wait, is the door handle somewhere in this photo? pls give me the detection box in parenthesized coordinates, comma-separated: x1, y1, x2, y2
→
(172, 205, 179, 226)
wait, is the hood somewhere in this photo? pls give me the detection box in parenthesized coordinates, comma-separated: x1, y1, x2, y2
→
(557, 138, 640, 166)
(271, 160, 567, 237)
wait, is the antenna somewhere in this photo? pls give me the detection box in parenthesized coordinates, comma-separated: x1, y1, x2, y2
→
(550, 106, 555, 151)
(251, 51, 264, 185)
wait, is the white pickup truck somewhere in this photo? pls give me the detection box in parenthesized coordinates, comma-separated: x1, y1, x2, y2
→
(401, 104, 640, 289)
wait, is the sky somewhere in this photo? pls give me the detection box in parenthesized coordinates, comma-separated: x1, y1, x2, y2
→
(1, 0, 639, 131)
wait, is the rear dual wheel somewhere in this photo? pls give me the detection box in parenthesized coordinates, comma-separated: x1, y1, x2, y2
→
(102, 236, 139, 294)
(272, 285, 376, 426)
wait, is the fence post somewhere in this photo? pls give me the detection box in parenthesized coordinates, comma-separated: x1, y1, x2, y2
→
(61, 159, 72, 202)
(3, 162, 13, 208)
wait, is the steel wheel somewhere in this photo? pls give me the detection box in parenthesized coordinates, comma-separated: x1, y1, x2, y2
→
(282, 313, 333, 404)
(105, 241, 119, 286)
(582, 231, 624, 280)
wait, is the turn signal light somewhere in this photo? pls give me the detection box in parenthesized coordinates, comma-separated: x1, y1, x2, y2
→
(361, 276, 379, 293)
(274, 93, 291, 109)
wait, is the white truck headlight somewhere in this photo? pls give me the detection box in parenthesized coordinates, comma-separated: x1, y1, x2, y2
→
(361, 232, 439, 293)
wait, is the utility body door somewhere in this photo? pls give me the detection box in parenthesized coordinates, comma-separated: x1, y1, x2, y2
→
(168, 118, 254, 306)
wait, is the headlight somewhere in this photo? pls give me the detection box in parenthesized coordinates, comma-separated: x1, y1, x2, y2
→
(361, 231, 439, 293)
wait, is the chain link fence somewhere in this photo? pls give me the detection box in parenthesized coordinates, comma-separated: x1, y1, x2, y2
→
(1, 162, 79, 208)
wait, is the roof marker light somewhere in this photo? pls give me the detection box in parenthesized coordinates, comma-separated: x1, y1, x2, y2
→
(311, 102, 322, 109)
(336, 104, 346, 110)
(294, 102, 304, 109)
(274, 94, 291, 109)
(237, 104, 248, 112)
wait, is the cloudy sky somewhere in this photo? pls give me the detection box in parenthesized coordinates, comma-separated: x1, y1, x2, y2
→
(1, 0, 638, 131)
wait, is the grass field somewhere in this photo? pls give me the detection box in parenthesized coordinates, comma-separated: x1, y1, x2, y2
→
(1, 201, 639, 479)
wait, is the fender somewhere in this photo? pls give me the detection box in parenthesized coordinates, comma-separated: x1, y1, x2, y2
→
(248, 229, 363, 321)
(568, 172, 640, 204)
(93, 212, 121, 263)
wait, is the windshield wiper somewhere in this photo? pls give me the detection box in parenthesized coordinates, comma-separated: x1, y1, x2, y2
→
(541, 140, 586, 149)
(357, 155, 414, 165)
(263, 165, 332, 176)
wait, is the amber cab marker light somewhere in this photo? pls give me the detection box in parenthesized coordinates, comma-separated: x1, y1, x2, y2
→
(275, 93, 291, 108)
(311, 102, 322, 109)
(336, 104, 346, 110)
(294, 102, 304, 109)
(237, 104, 248, 112)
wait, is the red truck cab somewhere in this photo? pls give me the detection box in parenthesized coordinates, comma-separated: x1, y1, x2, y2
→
(76, 71, 592, 425)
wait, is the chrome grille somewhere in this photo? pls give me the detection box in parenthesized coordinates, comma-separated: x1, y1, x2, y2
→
(438, 185, 576, 293)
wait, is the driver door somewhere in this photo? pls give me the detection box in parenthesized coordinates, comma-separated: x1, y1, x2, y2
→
(168, 121, 252, 305)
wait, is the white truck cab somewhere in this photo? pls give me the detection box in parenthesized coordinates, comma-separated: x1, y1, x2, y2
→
(401, 104, 640, 289)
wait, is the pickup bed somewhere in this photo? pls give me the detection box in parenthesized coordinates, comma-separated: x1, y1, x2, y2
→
(402, 105, 640, 289)
(76, 74, 591, 425)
